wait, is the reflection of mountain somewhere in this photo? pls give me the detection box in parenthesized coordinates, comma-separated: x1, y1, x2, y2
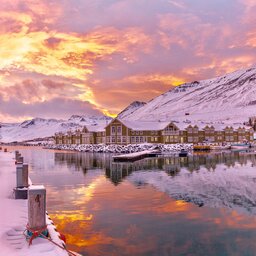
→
(54, 151, 256, 186)
(128, 165, 256, 215)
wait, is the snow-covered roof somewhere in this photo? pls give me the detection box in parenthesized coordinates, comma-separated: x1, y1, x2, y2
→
(119, 119, 170, 131)
(86, 124, 106, 132)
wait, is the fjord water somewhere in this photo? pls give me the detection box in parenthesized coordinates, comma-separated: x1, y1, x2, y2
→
(12, 148, 256, 256)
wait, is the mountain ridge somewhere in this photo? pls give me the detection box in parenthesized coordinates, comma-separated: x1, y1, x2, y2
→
(0, 114, 112, 143)
(119, 65, 256, 126)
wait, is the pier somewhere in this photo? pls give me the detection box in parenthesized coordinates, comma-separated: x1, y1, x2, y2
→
(113, 149, 161, 162)
(0, 149, 77, 256)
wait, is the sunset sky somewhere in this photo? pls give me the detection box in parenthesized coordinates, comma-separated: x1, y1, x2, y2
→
(0, 0, 255, 122)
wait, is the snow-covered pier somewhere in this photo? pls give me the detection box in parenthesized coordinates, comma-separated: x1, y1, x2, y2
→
(0, 150, 73, 256)
(113, 149, 161, 162)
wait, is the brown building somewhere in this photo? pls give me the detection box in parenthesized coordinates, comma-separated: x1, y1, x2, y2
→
(55, 119, 254, 145)
(105, 119, 172, 145)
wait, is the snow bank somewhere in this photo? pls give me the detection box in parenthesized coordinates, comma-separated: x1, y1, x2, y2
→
(47, 143, 193, 153)
(128, 165, 256, 215)
(0, 151, 68, 256)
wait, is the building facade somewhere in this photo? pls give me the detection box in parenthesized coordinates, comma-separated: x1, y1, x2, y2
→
(54, 119, 254, 145)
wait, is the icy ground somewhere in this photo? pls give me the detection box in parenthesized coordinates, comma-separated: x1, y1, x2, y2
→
(47, 143, 193, 153)
(0, 151, 68, 256)
(128, 162, 256, 215)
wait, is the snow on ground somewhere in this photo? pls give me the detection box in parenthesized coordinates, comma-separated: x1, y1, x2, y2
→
(47, 143, 193, 153)
(0, 151, 68, 256)
(128, 163, 256, 215)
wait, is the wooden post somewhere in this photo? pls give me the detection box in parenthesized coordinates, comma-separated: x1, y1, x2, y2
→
(16, 164, 29, 188)
(17, 156, 24, 164)
(28, 185, 46, 230)
(15, 151, 19, 161)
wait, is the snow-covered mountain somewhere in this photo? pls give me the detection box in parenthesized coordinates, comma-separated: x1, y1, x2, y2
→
(117, 101, 146, 119)
(121, 66, 256, 126)
(0, 115, 112, 143)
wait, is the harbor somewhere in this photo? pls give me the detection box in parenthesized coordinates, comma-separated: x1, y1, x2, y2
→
(0, 148, 79, 256)
(2, 146, 256, 255)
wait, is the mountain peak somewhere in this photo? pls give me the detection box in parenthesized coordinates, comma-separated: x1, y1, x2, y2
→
(118, 101, 146, 119)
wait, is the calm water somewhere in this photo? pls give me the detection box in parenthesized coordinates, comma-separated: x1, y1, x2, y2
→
(6, 147, 256, 256)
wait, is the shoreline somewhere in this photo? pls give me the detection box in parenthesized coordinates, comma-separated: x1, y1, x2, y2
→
(0, 150, 78, 256)
(45, 143, 194, 153)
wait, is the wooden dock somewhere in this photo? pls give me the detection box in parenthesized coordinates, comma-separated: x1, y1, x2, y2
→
(113, 150, 161, 162)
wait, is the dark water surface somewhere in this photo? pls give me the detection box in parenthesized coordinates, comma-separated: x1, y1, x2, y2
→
(6, 147, 256, 256)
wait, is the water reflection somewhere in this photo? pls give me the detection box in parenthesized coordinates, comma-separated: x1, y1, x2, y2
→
(7, 147, 256, 256)
(54, 150, 256, 185)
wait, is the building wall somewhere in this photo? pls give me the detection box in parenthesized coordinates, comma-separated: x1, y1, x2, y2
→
(55, 124, 254, 145)
(105, 119, 130, 145)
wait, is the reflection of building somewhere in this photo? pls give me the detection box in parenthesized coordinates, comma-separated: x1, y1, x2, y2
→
(54, 151, 256, 185)
(55, 118, 254, 145)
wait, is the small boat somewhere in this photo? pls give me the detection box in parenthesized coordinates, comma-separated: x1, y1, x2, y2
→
(179, 149, 188, 157)
(193, 145, 211, 151)
(210, 145, 231, 150)
(231, 143, 251, 150)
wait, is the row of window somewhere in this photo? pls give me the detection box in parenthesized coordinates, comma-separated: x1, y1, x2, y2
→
(111, 126, 122, 135)
(164, 136, 180, 143)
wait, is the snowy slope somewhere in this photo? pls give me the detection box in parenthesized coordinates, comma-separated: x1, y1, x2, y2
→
(0, 115, 112, 143)
(117, 101, 146, 119)
(122, 66, 256, 126)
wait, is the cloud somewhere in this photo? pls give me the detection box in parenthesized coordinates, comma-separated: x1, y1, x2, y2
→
(0, 93, 102, 121)
(0, 0, 255, 121)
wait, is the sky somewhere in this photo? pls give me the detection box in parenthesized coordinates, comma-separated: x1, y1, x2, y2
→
(0, 0, 255, 122)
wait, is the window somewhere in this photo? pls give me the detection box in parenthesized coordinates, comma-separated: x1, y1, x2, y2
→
(123, 137, 127, 143)
(111, 126, 116, 135)
(155, 137, 158, 142)
(117, 136, 121, 143)
(140, 137, 144, 143)
(188, 128, 193, 133)
(136, 137, 139, 143)
(140, 131, 143, 135)
(117, 126, 122, 135)
(136, 131, 139, 135)
(188, 137, 193, 143)
(131, 137, 135, 143)
(111, 137, 116, 143)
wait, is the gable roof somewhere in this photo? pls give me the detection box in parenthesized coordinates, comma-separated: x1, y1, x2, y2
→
(113, 119, 171, 131)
